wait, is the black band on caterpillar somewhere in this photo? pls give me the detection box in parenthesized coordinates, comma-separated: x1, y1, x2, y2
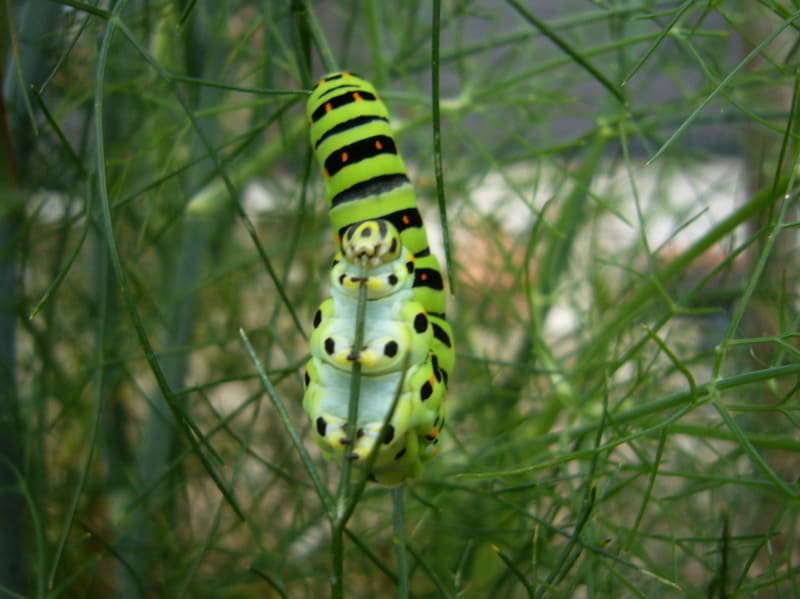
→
(303, 72, 454, 484)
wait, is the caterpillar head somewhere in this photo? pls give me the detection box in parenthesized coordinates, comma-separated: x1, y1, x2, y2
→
(332, 219, 414, 299)
(341, 219, 401, 266)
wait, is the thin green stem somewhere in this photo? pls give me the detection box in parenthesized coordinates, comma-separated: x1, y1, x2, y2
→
(335, 261, 369, 507)
(506, 0, 626, 106)
(493, 543, 534, 598)
(622, 0, 695, 85)
(648, 8, 800, 163)
(463, 363, 800, 495)
(112, 17, 308, 341)
(537, 487, 596, 597)
(94, 1, 245, 522)
(300, 0, 338, 73)
(406, 542, 456, 598)
(331, 260, 369, 599)
(45, 215, 107, 590)
(53, 0, 112, 18)
(625, 429, 667, 552)
(578, 174, 792, 367)
(431, 0, 455, 294)
(239, 329, 333, 513)
(393, 486, 409, 599)
(714, 186, 799, 378)
(769, 68, 800, 198)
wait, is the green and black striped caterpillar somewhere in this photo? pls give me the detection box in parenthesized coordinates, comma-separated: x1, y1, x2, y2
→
(303, 72, 454, 484)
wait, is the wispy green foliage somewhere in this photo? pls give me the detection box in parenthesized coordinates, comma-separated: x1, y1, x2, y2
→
(3, 0, 799, 597)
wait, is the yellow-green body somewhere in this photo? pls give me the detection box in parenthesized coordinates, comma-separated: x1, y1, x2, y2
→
(303, 73, 454, 483)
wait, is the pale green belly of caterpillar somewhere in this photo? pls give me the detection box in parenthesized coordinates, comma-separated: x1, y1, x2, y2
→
(303, 73, 454, 484)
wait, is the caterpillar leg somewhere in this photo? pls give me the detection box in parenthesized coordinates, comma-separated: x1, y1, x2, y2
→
(368, 434, 423, 485)
(303, 349, 446, 482)
(303, 360, 407, 459)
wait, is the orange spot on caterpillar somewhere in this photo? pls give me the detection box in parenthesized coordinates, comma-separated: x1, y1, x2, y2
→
(420, 272, 429, 281)
(402, 214, 411, 225)
(324, 102, 332, 113)
(323, 168, 330, 178)
(375, 139, 383, 150)
(341, 151, 349, 163)
(353, 92, 362, 101)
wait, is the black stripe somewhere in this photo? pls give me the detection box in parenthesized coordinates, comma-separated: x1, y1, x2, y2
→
(414, 268, 444, 291)
(312, 73, 344, 89)
(383, 207, 423, 233)
(324, 134, 397, 178)
(331, 173, 410, 208)
(315, 115, 389, 149)
(321, 72, 360, 84)
(313, 72, 363, 98)
(414, 247, 431, 258)
(377, 219, 388, 237)
(316, 83, 358, 101)
(432, 322, 452, 348)
(427, 311, 446, 319)
(310, 90, 378, 123)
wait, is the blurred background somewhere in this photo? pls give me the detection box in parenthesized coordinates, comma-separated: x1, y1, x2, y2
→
(2, 1, 799, 597)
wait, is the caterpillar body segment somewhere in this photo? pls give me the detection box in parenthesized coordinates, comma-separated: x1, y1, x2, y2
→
(303, 72, 454, 483)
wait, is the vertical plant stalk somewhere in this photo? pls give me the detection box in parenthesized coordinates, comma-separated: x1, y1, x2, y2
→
(93, 4, 246, 596)
(393, 487, 409, 599)
(297, 0, 338, 73)
(118, 214, 219, 598)
(1, 1, 63, 595)
(431, 0, 456, 293)
(0, 29, 21, 589)
(46, 217, 113, 591)
(331, 262, 369, 599)
(327, 264, 415, 598)
(117, 1, 240, 593)
(737, 4, 800, 370)
(0, 110, 24, 599)
(519, 135, 606, 434)
(336, 262, 369, 502)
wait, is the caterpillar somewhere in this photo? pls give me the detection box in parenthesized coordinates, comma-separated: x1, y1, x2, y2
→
(302, 72, 454, 484)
